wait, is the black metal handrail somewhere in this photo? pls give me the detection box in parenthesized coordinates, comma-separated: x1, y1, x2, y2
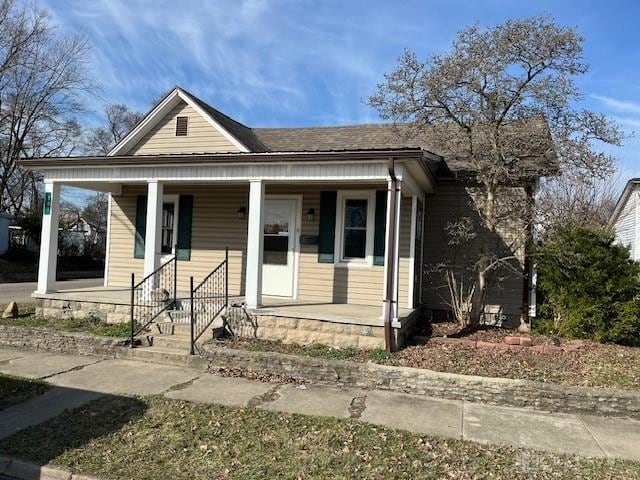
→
(190, 247, 228, 354)
(130, 255, 177, 347)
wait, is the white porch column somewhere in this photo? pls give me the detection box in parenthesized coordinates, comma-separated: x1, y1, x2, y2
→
(245, 179, 265, 309)
(143, 180, 163, 278)
(36, 181, 61, 294)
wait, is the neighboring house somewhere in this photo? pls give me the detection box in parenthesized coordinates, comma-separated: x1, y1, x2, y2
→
(20, 86, 553, 351)
(609, 178, 640, 260)
(59, 216, 104, 257)
(0, 212, 11, 255)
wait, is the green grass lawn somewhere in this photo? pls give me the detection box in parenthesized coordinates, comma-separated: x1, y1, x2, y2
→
(0, 374, 49, 411)
(0, 303, 129, 337)
(0, 395, 637, 480)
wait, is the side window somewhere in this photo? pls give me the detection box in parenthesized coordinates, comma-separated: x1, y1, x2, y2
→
(342, 198, 368, 260)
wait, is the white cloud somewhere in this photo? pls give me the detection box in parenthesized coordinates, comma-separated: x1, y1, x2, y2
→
(591, 95, 640, 115)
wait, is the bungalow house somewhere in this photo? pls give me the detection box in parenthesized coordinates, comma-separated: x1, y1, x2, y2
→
(21, 86, 551, 351)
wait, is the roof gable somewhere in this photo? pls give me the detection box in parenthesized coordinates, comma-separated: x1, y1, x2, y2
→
(609, 178, 640, 226)
(109, 87, 253, 156)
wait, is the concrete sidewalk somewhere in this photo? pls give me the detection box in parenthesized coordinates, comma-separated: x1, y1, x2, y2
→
(0, 346, 639, 461)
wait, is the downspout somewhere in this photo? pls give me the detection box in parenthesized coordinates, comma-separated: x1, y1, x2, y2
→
(384, 157, 398, 352)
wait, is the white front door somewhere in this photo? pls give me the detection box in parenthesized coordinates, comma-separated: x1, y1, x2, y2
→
(262, 197, 298, 297)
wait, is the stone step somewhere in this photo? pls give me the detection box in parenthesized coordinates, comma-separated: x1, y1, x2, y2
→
(122, 345, 205, 368)
(151, 335, 192, 350)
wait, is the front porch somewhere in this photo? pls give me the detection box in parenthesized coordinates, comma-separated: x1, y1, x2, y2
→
(33, 284, 421, 349)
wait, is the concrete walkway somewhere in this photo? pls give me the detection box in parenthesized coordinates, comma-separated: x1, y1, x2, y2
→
(0, 346, 639, 461)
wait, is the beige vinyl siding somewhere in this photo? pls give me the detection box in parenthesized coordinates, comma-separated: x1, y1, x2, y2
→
(107, 188, 144, 286)
(107, 183, 415, 308)
(397, 199, 412, 307)
(107, 185, 248, 294)
(421, 181, 526, 326)
(127, 101, 241, 155)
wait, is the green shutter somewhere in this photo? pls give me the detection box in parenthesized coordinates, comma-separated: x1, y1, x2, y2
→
(373, 190, 387, 266)
(176, 195, 193, 261)
(134, 195, 147, 259)
(318, 191, 337, 263)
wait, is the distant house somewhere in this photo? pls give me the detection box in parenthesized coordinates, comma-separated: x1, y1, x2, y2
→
(20, 86, 554, 350)
(0, 212, 11, 255)
(609, 178, 640, 260)
(59, 216, 104, 257)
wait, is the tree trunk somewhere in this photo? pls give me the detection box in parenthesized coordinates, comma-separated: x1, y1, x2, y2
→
(470, 185, 496, 326)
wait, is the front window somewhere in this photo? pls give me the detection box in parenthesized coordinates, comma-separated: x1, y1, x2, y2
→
(342, 199, 368, 259)
(161, 202, 175, 254)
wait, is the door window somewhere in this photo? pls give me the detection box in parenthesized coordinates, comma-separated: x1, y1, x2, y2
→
(263, 204, 290, 266)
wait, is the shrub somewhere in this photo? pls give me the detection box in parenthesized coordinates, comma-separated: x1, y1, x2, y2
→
(536, 226, 640, 346)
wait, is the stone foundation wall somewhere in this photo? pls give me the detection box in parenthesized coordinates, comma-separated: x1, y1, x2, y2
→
(225, 306, 423, 350)
(227, 313, 385, 349)
(35, 298, 130, 324)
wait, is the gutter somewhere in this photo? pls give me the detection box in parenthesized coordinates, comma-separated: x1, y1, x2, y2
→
(383, 157, 399, 352)
(17, 149, 427, 169)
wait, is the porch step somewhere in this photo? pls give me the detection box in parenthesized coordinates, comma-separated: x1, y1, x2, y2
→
(122, 345, 205, 369)
(150, 334, 192, 350)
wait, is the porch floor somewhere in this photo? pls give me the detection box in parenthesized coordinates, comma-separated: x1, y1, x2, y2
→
(32, 285, 414, 327)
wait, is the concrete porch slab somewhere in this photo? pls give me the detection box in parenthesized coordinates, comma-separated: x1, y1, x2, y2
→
(0, 351, 100, 379)
(259, 384, 363, 418)
(47, 359, 200, 396)
(164, 374, 272, 407)
(360, 390, 463, 439)
(463, 403, 605, 457)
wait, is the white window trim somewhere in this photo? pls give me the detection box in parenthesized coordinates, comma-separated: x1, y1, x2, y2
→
(161, 194, 179, 257)
(175, 114, 190, 137)
(334, 190, 376, 268)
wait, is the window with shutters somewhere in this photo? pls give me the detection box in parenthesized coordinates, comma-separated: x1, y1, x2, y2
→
(161, 195, 179, 255)
(335, 191, 376, 266)
(175, 116, 188, 136)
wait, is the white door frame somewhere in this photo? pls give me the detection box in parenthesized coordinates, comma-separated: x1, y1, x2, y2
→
(262, 194, 302, 299)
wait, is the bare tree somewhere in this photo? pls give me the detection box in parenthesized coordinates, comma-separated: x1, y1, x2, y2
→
(83, 104, 143, 155)
(0, 0, 92, 217)
(537, 167, 619, 233)
(369, 16, 623, 328)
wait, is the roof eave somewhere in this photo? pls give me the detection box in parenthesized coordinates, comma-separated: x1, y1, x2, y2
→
(18, 148, 427, 169)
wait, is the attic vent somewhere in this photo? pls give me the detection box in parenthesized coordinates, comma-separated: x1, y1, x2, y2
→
(175, 116, 188, 136)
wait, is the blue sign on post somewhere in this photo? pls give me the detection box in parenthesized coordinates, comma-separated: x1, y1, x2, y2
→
(44, 192, 51, 215)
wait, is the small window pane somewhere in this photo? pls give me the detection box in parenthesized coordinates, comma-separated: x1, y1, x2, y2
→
(264, 235, 288, 265)
(345, 199, 367, 228)
(344, 229, 366, 258)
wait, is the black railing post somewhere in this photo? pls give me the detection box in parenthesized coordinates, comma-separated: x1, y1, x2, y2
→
(190, 276, 195, 355)
(173, 255, 178, 309)
(130, 273, 135, 348)
(225, 247, 229, 309)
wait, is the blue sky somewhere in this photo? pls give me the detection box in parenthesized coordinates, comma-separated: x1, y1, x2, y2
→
(42, 0, 640, 198)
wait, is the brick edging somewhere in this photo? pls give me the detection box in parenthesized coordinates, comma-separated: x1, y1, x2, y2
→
(0, 455, 100, 480)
